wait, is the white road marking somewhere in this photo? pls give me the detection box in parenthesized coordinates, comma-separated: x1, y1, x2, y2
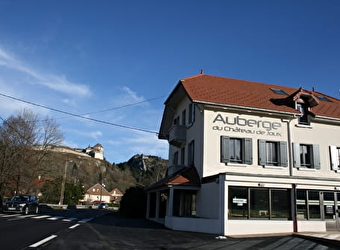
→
(47, 216, 65, 220)
(69, 223, 80, 229)
(32, 215, 51, 219)
(78, 217, 94, 223)
(29, 234, 58, 248)
(63, 217, 77, 221)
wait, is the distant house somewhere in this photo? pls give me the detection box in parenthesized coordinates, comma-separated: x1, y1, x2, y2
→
(84, 184, 123, 205)
(85, 143, 104, 160)
(110, 188, 124, 204)
(84, 183, 111, 203)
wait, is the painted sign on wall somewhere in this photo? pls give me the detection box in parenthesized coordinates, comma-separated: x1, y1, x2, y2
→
(212, 114, 282, 137)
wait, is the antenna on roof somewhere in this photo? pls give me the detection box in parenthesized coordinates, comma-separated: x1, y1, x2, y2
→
(200, 69, 204, 74)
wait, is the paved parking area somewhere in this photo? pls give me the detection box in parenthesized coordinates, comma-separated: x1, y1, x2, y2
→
(43, 213, 340, 250)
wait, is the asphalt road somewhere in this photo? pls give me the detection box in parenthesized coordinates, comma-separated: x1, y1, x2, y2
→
(40, 213, 340, 250)
(1, 209, 339, 250)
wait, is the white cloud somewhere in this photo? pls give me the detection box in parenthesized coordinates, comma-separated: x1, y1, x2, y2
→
(0, 46, 92, 97)
(89, 130, 102, 139)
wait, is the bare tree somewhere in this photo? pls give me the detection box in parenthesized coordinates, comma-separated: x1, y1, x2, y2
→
(0, 109, 63, 198)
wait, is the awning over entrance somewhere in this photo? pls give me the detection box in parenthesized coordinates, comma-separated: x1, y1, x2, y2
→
(145, 166, 201, 191)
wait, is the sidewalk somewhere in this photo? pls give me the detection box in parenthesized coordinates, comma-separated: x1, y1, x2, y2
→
(295, 231, 340, 247)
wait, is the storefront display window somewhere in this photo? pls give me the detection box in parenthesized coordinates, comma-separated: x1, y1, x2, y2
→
(296, 189, 307, 219)
(229, 187, 247, 218)
(271, 189, 290, 218)
(250, 189, 269, 218)
(308, 191, 321, 219)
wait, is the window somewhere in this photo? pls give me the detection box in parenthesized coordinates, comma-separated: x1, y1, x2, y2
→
(180, 147, 185, 165)
(308, 191, 321, 219)
(173, 151, 179, 165)
(329, 146, 340, 171)
(229, 187, 248, 218)
(173, 190, 197, 217)
(258, 140, 287, 167)
(270, 88, 288, 95)
(293, 143, 320, 169)
(316, 95, 331, 102)
(296, 189, 307, 219)
(188, 103, 195, 125)
(323, 192, 335, 220)
(221, 136, 252, 164)
(188, 140, 195, 166)
(174, 116, 180, 125)
(250, 189, 269, 218)
(296, 103, 310, 125)
(271, 190, 290, 218)
(181, 109, 186, 126)
(297, 190, 322, 220)
(229, 187, 291, 220)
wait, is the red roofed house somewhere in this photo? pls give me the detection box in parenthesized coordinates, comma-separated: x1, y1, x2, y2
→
(145, 73, 340, 236)
(84, 183, 111, 204)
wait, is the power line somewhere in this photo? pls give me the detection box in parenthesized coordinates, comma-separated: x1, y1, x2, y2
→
(0, 92, 159, 135)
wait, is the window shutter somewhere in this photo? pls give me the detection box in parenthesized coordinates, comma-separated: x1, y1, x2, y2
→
(258, 140, 266, 166)
(244, 138, 253, 165)
(221, 136, 230, 163)
(293, 143, 300, 168)
(279, 141, 288, 167)
(330, 146, 339, 170)
(312, 144, 321, 170)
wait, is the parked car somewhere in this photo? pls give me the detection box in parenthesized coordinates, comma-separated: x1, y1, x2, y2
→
(98, 203, 109, 210)
(2, 194, 39, 215)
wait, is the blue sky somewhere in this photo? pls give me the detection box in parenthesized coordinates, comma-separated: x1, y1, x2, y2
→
(0, 0, 339, 163)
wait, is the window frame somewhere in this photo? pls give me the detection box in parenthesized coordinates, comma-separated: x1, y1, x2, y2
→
(293, 143, 320, 170)
(258, 140, 288, 167)
(221, 136, 252, 165)
(330, 146, 340, 171)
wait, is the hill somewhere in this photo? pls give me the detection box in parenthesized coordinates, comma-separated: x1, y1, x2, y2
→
(38, 147, 168, 193)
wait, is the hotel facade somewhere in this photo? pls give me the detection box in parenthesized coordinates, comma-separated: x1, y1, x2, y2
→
(145, 74, 340, 236)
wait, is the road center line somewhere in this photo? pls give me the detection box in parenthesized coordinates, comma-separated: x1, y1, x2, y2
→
(29, 234, 58, 248)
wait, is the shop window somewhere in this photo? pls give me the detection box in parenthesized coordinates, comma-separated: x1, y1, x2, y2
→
(229, 187, 290, 220)
(293, 143, 320, 169)
(329, 146, 340, 171)
(271, 189, 290, 219)
(173, 190, 197, 217)
(296, 190, 307, 219)
(229, 187, 248, 218)
(323, 192, 335, 220)
(258, 140, 288, 167)
(250, 189, 269, 218)
(308, 191, 321, 219)
(221, 136, 252, 164)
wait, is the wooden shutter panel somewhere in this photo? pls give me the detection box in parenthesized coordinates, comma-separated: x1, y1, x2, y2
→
(221, 136, 230, 163)
(330, 146, 339, 170)
(244, 138, 253, 165)
(258, 140, 266, 166)
(279, 141, 288, 167)
(293, 143, 300, 168)
(312, 144, 321, 170)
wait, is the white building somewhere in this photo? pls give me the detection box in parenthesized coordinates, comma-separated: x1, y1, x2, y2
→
(145, 73, 340, 236)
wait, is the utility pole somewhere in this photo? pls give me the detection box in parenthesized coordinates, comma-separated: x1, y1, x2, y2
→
(59, 160, 70, 205)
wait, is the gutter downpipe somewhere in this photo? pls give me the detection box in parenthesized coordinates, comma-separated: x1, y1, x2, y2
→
(282, 116, 297, 233)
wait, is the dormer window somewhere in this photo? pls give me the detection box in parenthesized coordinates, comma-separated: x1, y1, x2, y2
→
(296, 103, 310, 125)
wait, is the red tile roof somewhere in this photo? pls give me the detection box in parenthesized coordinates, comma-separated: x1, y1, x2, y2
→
(180, 74, 340, 119)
